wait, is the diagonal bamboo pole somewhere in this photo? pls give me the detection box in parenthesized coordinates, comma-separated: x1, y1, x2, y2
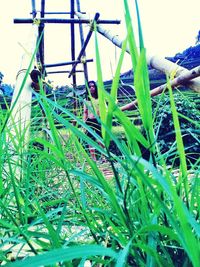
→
(68, 12, 100, 78)
(75, 11, 200, 92)
(121, 65, 200, 111)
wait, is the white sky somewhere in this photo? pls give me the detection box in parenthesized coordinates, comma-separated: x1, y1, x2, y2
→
(0, 0, 199, 86)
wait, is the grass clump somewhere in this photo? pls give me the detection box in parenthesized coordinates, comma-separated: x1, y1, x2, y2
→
(0, 0, 199, 266)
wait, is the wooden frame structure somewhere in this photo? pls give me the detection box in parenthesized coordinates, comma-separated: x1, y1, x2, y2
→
(14, 0, 200, 95)
(7, 0, 200, 173)
(14, 0, 121, 88)
(7, 0, 121, 162)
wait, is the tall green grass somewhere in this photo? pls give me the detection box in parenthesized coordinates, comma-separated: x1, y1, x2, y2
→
(0, 0, 199, 266)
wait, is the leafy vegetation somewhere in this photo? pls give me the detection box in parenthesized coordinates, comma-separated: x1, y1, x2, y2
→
(0, 0, 199, 266)
(153, 90, 200, 167)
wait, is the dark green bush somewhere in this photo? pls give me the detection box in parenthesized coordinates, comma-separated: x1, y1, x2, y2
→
(153, 90, 200, 166)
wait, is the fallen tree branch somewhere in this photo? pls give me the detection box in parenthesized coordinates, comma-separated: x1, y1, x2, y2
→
(75, 11, 200, 92)
(120, 65, 200, 111)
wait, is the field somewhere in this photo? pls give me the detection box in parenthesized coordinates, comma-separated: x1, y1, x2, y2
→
(0, 1, 200, 266)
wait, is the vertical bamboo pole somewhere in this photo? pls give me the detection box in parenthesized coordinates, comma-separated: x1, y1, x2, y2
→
(70, 0, 77, 115)
(31, 0, 37, 18)
(38, 0, 45, 72)
(7, 7, 39, 161)
(76, 0, 89, 82)
(70, 0, 76, 88)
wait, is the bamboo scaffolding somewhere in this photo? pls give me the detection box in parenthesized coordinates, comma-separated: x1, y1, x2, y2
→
(121, 65, 200, 111)
(75, 11, 200, 92)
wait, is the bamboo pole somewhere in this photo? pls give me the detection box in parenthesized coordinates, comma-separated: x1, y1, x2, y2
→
(5, 6, 39, 180)
(121, 65, 200, 111)
(14, 18, 121, 24)
(68, 12, 100, 78)
(31, 0, 37, 18)
(47, 70, 84, 74)
(75, 11, 200, 92)
(7, 24, 38, 150)
(38, 0, 45, 71)
(44, 59, 93, 68)
(70, 0, 76, 88)
(76, 0, 89, 82)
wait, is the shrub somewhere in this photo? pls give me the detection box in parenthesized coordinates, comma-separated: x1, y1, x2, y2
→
(153, 90, 200, 166)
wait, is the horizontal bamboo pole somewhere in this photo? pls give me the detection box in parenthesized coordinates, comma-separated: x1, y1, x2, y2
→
(121, 65, 200, 111)
(43, 12, 86, 15)
(45, 59, 93, 68)
(75, 11, 200, 92)
(47, 70, 83, 74)
(14, 18, 120, 25)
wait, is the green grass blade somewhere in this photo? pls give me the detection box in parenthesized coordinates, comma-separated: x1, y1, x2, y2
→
(94, 23, 107, 139)
(5, 245, 118, 267)
(105, 37, 128, 148)
(34, 201, 61, 249)
(116, 240, 132, 267)
(124, 0, 138, 68)
(167, 80, 189, 198)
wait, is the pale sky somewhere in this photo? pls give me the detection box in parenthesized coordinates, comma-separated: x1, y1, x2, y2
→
(0, 0, 199, 86)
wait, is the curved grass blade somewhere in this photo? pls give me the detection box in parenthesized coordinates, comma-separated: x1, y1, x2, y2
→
(6, 245, 118, 267)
